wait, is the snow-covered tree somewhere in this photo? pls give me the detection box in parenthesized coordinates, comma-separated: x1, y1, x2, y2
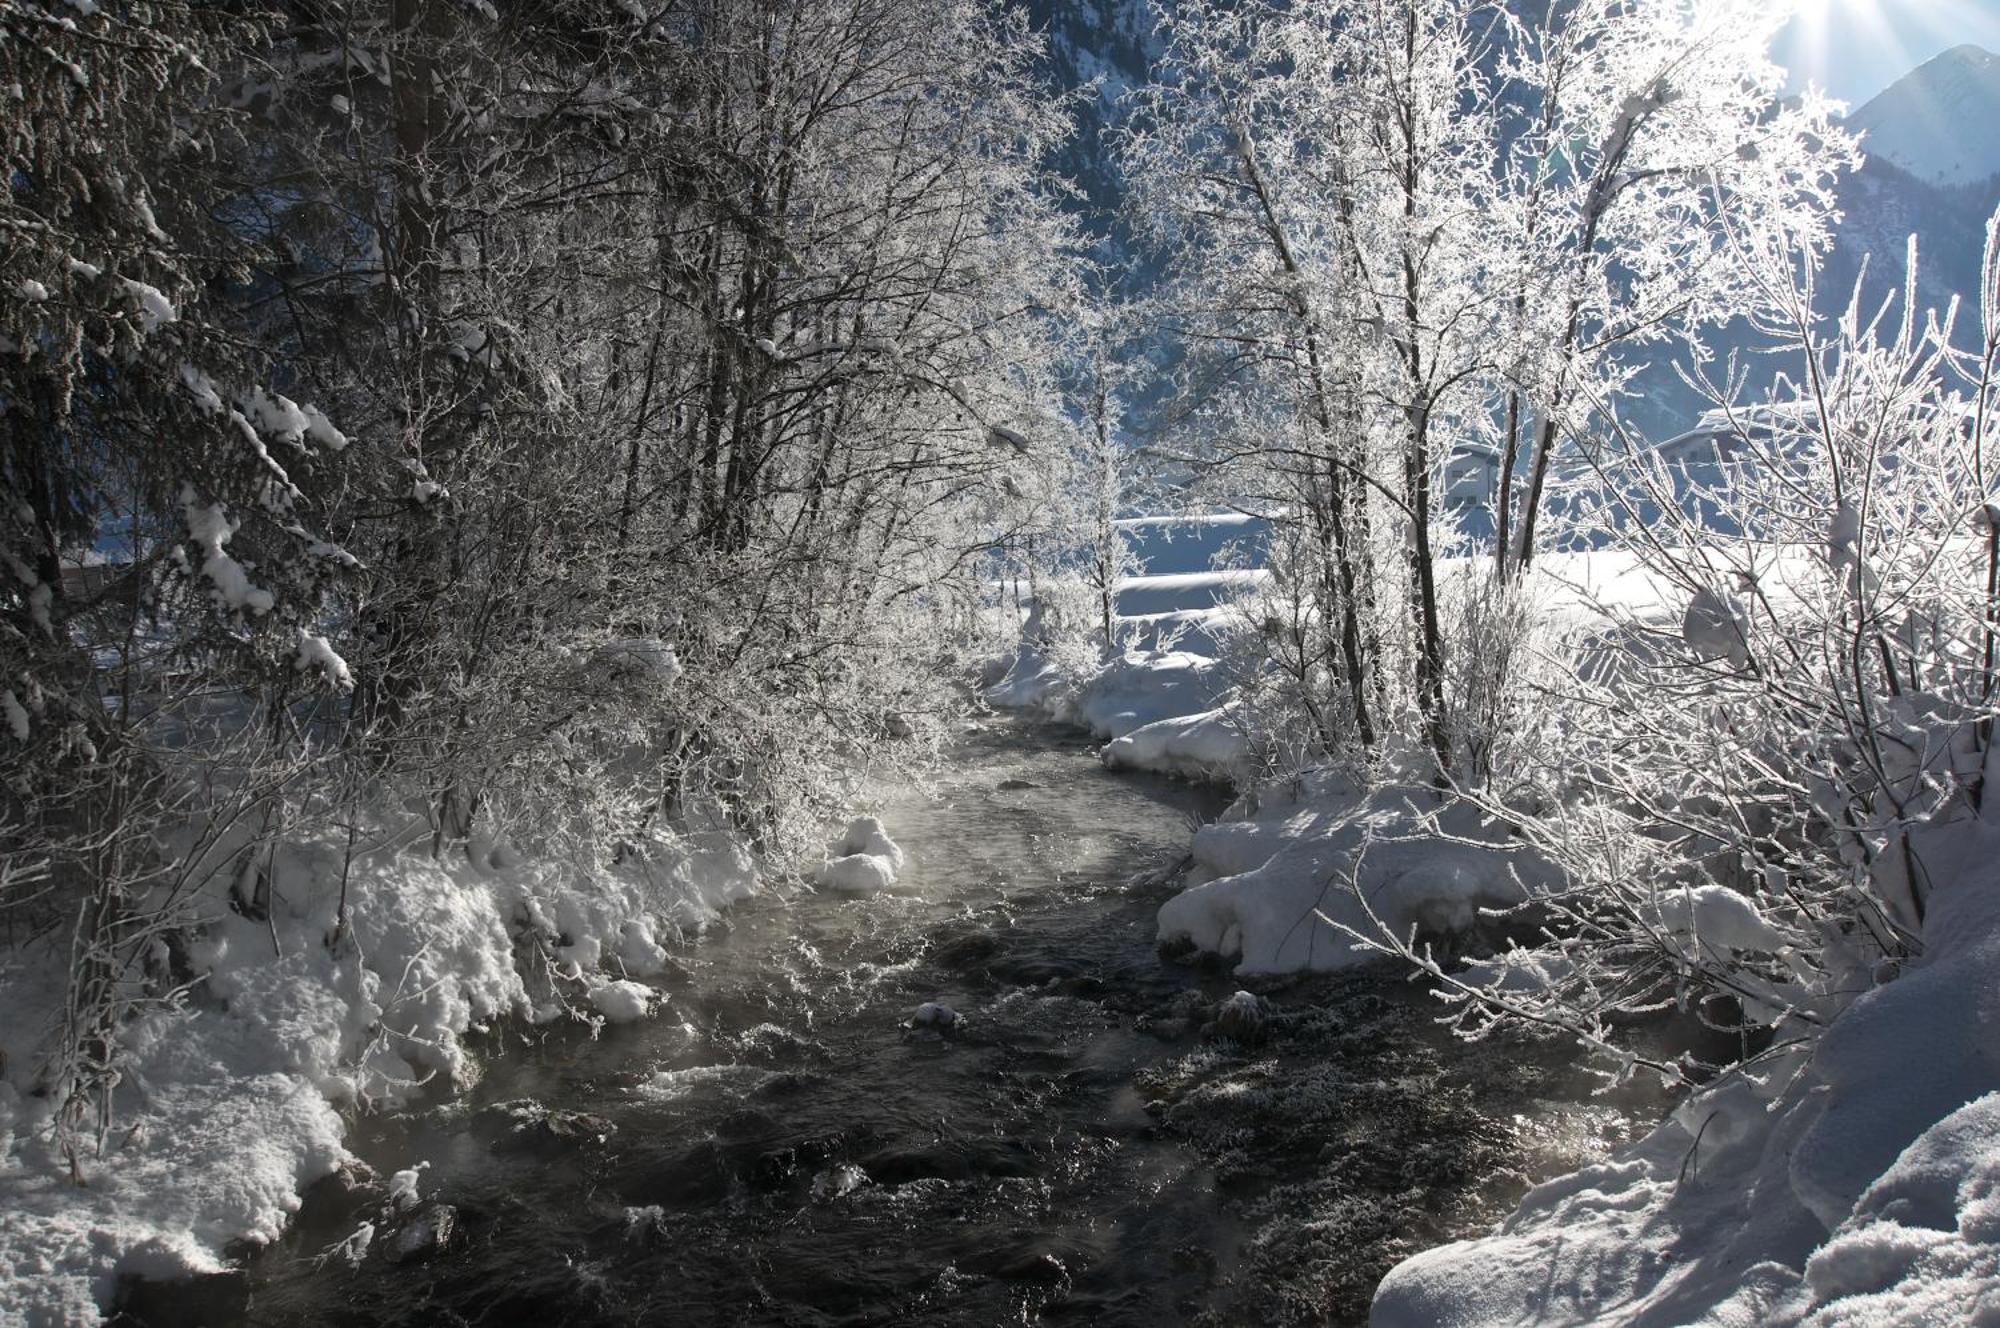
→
(1357, 213, 2000, 1091)
(1491, 0, 1856, 574)
(1127, 0, 1855, 785)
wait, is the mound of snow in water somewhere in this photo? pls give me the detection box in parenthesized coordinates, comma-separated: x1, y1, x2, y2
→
(1372, 817, 2000, 1328)
(816, 816, 905, 897)
(589, 979, 658, 1023)
(982, 648, 1068, 712)
(910, 1002, 959, 1030)
(1157, 779, 1548, 975)
(1101, 704, 1247, 780)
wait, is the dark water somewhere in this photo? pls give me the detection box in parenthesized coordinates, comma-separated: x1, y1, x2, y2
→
(143, 715, 1649, 1327)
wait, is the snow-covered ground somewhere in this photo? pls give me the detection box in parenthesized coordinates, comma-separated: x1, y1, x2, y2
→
(0, 816, 759, 1325)
(981, 512, 1266, 775)
(1373, 816, 2000, 1327)
(1157, 770, 1549, 974)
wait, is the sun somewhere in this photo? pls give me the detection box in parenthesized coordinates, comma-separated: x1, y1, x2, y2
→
(1771, 0, 1918, 104)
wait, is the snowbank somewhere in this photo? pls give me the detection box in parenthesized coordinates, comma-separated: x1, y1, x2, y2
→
(1111, 606, 1241, 656)
(0, 817, 759, 1324)
(1157, 778, 1548, 975)
(1113, 511, 1272, 577)
(1100, 704, 1250, 780)
(1077, 650, 1225, 739)
(981, 648, 1068, 714)
(1370, 818, 2000, 1327)
(983, 646, 1228, 745)
(1113, 567, 1269, 617)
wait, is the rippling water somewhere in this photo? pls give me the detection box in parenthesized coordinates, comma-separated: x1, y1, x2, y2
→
(143, 714, 1653, 1327)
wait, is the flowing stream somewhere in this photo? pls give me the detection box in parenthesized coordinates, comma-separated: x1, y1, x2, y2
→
(149, 714, 1653, 1327)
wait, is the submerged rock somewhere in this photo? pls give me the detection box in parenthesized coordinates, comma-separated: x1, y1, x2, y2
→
(930, 929, 1002, 971)
(811, 1163, 872, 1201)
(1207, 989, 1270, 1043)
(474, 1099, 616, 1156)
(297, 1158, 379, 1225)
(909, 1001, 961, 1033)
(112, 1271, 249, 1327)
(384, 1201, 459, 1264)
(861, 1136, 1037, 1184)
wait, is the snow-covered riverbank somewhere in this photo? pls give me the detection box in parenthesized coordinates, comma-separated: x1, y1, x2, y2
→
(986, 520, 2000, 1328)
(0, 820, 758, 1325)
(1374, 815, 2000, 1328)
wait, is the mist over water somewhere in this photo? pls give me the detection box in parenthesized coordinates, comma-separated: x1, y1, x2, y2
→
(224, 716, 1647, 1327)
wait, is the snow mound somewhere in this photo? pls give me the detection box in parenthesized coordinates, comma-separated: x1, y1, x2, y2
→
(983, 647, 1224, 741)
(1157, 785, 1545, 975)
(910, 1002, 959, 1030)
(0, 1014, 347, 1326)
(1076, 650, 1224, 739)
(982, 648, 1067, 711)
(588, 979, 658, 1023)
(816, 817, 905, 897)
(0, 812, 761, 1322)
(1112, 568, 1268, 616)
(1100, 704, 1247, 780)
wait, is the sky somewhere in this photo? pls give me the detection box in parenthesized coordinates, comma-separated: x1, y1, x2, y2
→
(1769, 0, 2000, 106)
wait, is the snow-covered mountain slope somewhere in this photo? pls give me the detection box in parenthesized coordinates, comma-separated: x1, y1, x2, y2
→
(1846, 44, 2000, 188)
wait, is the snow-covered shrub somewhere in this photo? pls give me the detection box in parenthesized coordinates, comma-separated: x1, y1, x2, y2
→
(1359, 219, 2000, 1090)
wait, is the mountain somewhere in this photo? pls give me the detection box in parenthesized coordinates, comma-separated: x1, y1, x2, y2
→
(1017, 13, 1999, 439)
(1845, 44, 2000, 188)
(1023, 0, 1158, 282)
(1824, 158, 1999, 330)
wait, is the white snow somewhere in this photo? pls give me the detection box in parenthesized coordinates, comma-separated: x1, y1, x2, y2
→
(910, 1001, 959, 1029)
(119, 277, 176, 333)
(1100, 704, 1249, 779)
(3, 688, 27, 741)
(17, 278, 48, 302)
(816, 816, 905, 897)
(226, 410, 295, 492)
(1370, 817, 2000, 1328)
(1157, 780, 1547, 974)
(385, 1163, 427, 1214)
(180, 488, 274, 616)
(588, 979, 657, 1023)
(244, 387, 311, 443)
(294, 631, 352, 690)
(1077, 650, 1225, 739)
(1655, 883, 1788, 955)
(1683, 579, 1753, 668)
(1845, 45, 2000, 188)
(1112, 567, 1268, 617)
(0, 806, 763, 1321)
(593, 637, 682, 686)
(178, 363, 223, 414)
(817, 852, 898, 896)
(301, 404, 348, 451)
